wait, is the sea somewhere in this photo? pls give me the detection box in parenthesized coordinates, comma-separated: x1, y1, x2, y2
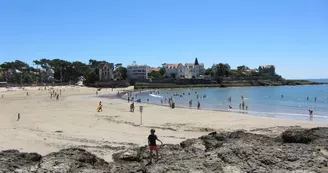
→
(122, 79, 328, 122)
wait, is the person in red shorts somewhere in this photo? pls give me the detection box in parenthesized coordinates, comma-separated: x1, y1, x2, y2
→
(148, 129, 163, 162)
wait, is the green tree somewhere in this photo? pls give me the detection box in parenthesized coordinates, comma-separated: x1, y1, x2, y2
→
(204, 68, 214, 76)
(148, 71, 162, 79)
(215, 63, 229, 77)
(115, 63, 122, 70)
(117, 67, 127, 80)
(159, 67, 165, 76)
(84, 68, 98, 84)
(237, 65, 249, 71)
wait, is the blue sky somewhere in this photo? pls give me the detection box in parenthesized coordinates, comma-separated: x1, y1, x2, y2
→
(0, 0, 327, 79)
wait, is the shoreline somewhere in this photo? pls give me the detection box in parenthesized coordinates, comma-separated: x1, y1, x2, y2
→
(134, 80, 327, 89)
(120, 87, 328, 122)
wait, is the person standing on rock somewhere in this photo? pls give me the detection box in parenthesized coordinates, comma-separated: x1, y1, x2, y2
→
(148, 129, 163, 163)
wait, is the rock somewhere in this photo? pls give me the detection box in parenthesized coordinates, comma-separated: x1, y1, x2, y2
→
(281, 128, 321, 144)
(0, 150, 42, 172)
(118, 150, 139, 161)
(2, 127, 328, 173)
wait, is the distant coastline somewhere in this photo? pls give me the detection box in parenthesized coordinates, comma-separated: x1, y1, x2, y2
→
(134, 79, 328, 89)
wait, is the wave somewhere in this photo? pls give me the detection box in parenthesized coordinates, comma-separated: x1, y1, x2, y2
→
(149, 94, 163, 98)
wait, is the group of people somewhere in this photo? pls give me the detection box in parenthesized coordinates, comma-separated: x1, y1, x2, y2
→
(50, 89, 61, 100)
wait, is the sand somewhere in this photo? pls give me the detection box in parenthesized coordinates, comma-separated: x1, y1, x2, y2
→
(1, 86, 327, 162)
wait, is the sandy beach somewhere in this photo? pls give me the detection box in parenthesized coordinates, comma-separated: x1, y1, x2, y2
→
(1, 86, 328, 162)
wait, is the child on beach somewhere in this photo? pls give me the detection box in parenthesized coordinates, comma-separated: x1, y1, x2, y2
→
(148, 129, 163, 162)
(97, 102, 103, 112)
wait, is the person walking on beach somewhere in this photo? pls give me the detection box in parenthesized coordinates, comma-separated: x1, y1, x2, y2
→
(26, 92, 29, 96)
(1, 94, 3, 98)
(308, 109, 313, 118)
(189, 100, 192, 108)
(197, 101, 201, 110)
(161, 100, 163, 105)
(56, 94, 59, 100)
(130, 102, 135, 112)
(242, 101, 245, 110)
(148, 129, 163, 163)
(17, 113, 20, 121)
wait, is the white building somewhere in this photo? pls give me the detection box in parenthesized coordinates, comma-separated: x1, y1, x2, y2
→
(98, 62, 114, 81)
(163, 58, 205, 79)
(184, 58, 205, 79)
(164, 63, 184, 78)
(40, 68, 55, 82)
(127, 64, 149, 80)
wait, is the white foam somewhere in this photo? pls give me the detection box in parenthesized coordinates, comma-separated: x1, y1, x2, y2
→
(149, 94, 163, 98)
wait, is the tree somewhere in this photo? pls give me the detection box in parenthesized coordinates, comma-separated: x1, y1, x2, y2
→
(215, 63, 229, 77)
(204, 68, 214, 76)
(115, 63, 122, 70)
(84, 68, 98, 84)
(237, 65, 249, 71)
(159, 67, 165, 76)
(148, 71, 161, 79)
(116, 67, 127, 80)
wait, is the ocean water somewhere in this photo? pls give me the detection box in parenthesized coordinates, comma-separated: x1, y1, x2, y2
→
(123, 79, 328, 121)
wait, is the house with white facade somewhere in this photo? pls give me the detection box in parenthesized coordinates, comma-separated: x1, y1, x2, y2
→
(98, 62, 114, 81)
(184, 58, 205, 79)
(127, 63, 149, 80)
(163, 58, 205, 79)
(164, 63, 184, 78)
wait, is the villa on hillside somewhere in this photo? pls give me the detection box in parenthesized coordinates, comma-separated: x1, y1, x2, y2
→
(164, 58, 205, 79)
(259, 65, 276, 75)
(98, 62, 114, 81)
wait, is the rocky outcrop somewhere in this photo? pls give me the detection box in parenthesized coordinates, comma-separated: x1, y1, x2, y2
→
(1, 127, 328, 173)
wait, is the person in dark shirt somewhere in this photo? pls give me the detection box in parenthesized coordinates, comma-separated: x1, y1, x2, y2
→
(148, 129, 163, 162)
